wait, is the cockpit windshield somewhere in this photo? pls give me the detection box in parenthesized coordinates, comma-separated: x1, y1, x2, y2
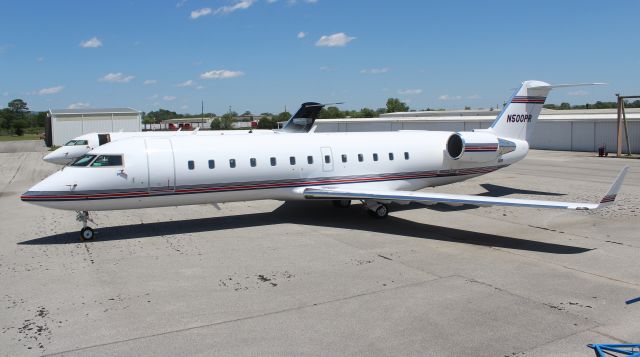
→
(70, 155, 96, 167)
(64, 140, 89, 146)
(90, 155, 123, 167)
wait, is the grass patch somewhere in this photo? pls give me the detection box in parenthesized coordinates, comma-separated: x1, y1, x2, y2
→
(0, 134, 42, 142)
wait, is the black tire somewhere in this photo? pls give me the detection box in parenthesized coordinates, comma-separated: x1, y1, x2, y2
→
(80, 227, 95, 241)
(332, 200, 352, 208)
(369, 204, 389, 219)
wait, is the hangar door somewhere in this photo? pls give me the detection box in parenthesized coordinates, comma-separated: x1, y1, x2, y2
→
(146, 138, 175, 192)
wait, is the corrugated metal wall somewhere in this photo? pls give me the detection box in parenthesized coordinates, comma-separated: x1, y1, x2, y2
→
(52, 113, 141, 146)
(314, 119, 639, 153)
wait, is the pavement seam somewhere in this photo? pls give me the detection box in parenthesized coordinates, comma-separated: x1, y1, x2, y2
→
(42, 276, 446, 356)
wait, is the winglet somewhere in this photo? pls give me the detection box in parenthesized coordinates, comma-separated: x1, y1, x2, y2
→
(598, 166, 629, 208)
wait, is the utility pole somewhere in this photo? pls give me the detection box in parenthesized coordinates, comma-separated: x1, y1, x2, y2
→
(201, 100, 204, 128)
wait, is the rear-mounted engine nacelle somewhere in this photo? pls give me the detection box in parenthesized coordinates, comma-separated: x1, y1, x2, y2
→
(446, 132, 500, 162)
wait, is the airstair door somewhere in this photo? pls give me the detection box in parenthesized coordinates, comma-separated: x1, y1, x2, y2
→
(320, 147, 334, 172)
(146, 138, 175, 193)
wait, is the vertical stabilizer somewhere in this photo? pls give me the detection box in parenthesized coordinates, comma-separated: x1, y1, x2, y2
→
(487, 80, 551, 141)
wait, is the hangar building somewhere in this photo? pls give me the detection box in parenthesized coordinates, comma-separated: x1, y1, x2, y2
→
(314, 108, 640, 154)
(45, 108, 141, 147)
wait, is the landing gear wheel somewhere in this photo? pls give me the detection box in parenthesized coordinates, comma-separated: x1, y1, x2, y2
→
(332, 199, 352, 208)
(80, 227, 95, 241)
(368, 204, 389, 219)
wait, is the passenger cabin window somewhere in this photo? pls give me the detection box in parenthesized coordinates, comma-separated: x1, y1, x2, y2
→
(324, 155, 331, 164)
(341, 154, 347, 163)
(208, 160, 215, 169)
(290, 156, 296, 165)
(404, 152, 410, 160)
(307, 156, 314, 164)
(71, 155, 96, 167)
(373, 153, 379, 161)
(358, 154, 364, 162)
(388, 153, 394, 160)
(270, 157, 277, 166)
(187, 160, 195, 170)
(250, 158, 257, 167)
(230, 159, 236, 168)
(91, 155, 123, 167)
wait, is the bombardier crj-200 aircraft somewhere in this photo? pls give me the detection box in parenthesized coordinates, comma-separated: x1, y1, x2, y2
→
(22, 81, 628, 240)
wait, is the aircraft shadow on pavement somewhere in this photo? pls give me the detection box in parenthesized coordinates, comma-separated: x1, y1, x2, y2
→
(20, 201, 590, 254)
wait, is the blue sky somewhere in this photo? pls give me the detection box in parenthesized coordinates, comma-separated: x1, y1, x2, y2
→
(1, 0, 638, 114)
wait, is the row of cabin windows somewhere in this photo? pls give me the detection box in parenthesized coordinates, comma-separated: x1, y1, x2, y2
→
(186, 152, 410, 170)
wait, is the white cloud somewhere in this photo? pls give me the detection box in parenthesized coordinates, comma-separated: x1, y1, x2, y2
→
(148, 94, 159, 100)
(176, 0, 188, 8)
(190, 7, 212, 19)
(143, 79, 157, 85)
(568, 90, 589, 97)
(200, 69, 244, 79)
(99, 72, 135, 83)
(216, 0, 255, 14)
(266, 0, 277, 3)
(305, 0, 318, 3)
(315, 32, 355, 47)
(398, 89, 422, 95)
(38, 86, 64, 95)
(360, 67, 389, 74)
(181, 105, 189, 110)
(163, 96, 176, 101)
(196, 85, 205, 90)
(177, 79, 196, 87)
(80, 36, 102, 48)
(438, 94, 462, 101)
(297, 31, 306, 39)
(467, 94, 481, 100)
(36, 57, 44, 62)
(68, 102, 90, 109)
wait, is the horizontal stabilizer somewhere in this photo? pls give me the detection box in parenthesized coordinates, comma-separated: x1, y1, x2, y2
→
(529, 82, 607, 89)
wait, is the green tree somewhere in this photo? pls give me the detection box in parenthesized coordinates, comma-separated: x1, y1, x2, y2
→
(257, 116, 277, 129)
(12, 119, 27, 136)
(386, 98, 409, 113)
(358, 108, 377, 118)
(559, 102, 571, 110)
(8, 99, 29, 113)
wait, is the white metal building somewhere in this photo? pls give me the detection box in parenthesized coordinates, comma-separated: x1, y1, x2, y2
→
(314, 108, 640, 154)
(47, 108, 141, 146)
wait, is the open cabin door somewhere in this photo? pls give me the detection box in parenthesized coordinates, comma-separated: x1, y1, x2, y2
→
(98, 134, 111, 146)
(145, 138, 175, 193)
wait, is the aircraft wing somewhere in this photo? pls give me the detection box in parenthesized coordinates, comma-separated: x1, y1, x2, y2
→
(303, 166, 628, 211)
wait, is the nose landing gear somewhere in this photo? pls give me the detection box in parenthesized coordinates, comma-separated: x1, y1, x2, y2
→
(76, 211, 95, 241)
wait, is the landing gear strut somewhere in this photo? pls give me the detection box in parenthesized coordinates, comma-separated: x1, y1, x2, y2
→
(76, 211, 95, 241)
(332, 199, 352, 208)
(365, 201, 389, 219)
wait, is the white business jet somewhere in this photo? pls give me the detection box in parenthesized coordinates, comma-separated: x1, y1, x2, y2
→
(22, 81, 628, 240)
(42, 102, 326, 165)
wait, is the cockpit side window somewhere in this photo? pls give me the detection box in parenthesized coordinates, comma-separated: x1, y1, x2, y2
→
(71, 155, 96, 167)
(90, 155, 123, 167)
(75, 140, 88, 145)
(65, 140, 77, 146)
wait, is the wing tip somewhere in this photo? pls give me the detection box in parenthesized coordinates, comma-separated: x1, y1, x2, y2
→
(597, 166, 629, 208)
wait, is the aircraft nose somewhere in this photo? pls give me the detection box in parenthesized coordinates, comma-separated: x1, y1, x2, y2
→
(43, 150, 69, 165)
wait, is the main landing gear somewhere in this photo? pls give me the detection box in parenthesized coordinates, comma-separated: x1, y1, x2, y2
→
(333, 199, 389, 219)
(76, 211, 95, 241)
(366, 202, 389, 219)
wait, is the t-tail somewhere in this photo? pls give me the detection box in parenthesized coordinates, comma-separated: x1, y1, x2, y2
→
(487, 80, 605, 141)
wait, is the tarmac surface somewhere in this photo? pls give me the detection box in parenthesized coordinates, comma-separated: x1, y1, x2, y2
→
(0, 140, 639, 356)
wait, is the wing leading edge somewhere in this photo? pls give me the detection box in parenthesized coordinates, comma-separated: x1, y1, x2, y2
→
(303, 166, 629, 211)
